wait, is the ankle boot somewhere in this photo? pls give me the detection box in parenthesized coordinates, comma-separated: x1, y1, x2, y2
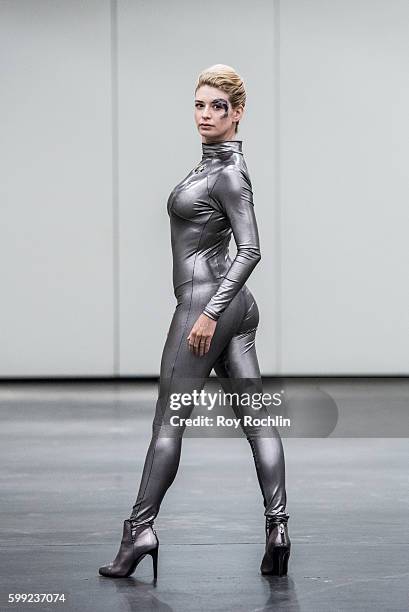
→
(98, 519, 159, 579)
(260, 514, 291, 576)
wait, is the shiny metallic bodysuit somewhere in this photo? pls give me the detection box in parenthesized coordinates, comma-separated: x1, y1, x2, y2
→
(130, 140, 288, 526)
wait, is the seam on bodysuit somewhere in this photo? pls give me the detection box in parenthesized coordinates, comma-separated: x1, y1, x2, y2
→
(206, 170, 222, 214)
(167, 209, 216, 402)
(205, 166, 231, 296)
(206, 165, 255, 296)
(133, 210, 216, 521)
(162, 210, 217, 422)
(216, 246, 221, 280)
(160, 211, 217, 419)
(207, 163, 224, 203)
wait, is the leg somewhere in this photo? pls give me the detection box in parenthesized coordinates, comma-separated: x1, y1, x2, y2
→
(212, 288, 288, 519)
(130, 281, 246, 526)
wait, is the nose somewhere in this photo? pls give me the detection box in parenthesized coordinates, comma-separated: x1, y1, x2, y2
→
(202, 105, 212, 120)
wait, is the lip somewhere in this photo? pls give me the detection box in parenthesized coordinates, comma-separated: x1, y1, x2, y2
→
(200, 124, 213, 127)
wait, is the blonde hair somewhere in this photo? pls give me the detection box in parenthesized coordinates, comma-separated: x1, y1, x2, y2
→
(195, 64, 246, 134)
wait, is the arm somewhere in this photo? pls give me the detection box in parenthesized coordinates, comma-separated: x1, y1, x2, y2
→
(202, 166, 261, 321)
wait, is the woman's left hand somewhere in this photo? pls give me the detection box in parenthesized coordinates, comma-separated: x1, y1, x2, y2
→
(187, 313, 217, 356)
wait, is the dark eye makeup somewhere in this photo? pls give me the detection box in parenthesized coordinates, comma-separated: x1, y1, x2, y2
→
(195, 98, 229, 118)
(212, 98, 229, 116)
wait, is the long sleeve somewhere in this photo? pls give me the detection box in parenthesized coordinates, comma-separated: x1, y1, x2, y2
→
(202, 166, 261, 321)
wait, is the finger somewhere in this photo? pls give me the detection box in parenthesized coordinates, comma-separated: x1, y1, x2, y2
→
(187, 334, 194, 352)
(189, 332, 200, 355)
(198, 336, 206, 357)
(193, 334, 201, 355)
(204, 337, 212, 354)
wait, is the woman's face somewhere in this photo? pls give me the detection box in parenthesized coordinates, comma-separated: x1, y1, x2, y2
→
(194, 85, 243, 142)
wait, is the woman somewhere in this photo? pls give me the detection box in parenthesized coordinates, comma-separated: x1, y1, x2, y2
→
(98, 64, 291, 580)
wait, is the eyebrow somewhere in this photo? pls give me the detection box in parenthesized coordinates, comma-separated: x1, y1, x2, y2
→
(194, 98, 229, 103)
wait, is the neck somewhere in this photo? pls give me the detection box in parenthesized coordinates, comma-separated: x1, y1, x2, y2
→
(201, 139, 243, 159)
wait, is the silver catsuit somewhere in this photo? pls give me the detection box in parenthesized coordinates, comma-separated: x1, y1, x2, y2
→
(130, 139, 288, 525)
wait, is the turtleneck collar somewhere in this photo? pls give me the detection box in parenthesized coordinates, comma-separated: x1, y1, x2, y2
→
(201, 139, 243, 159)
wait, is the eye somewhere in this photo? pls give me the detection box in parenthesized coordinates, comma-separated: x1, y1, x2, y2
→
(212, 100, 228, 112)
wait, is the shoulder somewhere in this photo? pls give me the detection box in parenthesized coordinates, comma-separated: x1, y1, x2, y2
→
(207, 158, 254, 213)
(207, 156, 252, 200)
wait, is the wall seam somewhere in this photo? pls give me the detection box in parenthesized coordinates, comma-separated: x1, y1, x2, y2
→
(273, 0, 282, 374)
(110, 0, 120, 375)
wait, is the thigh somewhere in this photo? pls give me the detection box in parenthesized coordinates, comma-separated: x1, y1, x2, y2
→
(213, 286, 261, 380)
(214, 327, 261, 380)
(153, 282, 247, 431)
(212, 288, 270, 433)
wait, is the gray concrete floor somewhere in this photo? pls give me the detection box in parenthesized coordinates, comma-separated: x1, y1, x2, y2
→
(0, 379, 408, 611)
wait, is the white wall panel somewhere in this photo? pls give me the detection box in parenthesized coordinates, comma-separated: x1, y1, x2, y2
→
(0, 0, 114, 376)
(279, 0, 409, 374)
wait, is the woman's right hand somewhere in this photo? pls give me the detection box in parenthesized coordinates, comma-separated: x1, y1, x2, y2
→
(187, 313, 217, 357)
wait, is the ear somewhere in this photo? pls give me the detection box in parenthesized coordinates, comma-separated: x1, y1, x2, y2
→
(232, 104, 244, 123)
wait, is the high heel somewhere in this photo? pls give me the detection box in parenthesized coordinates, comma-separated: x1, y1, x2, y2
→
(151, 545, 158, 581)
(260, 514, 291, 576)
(98, 519, 159, 579)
